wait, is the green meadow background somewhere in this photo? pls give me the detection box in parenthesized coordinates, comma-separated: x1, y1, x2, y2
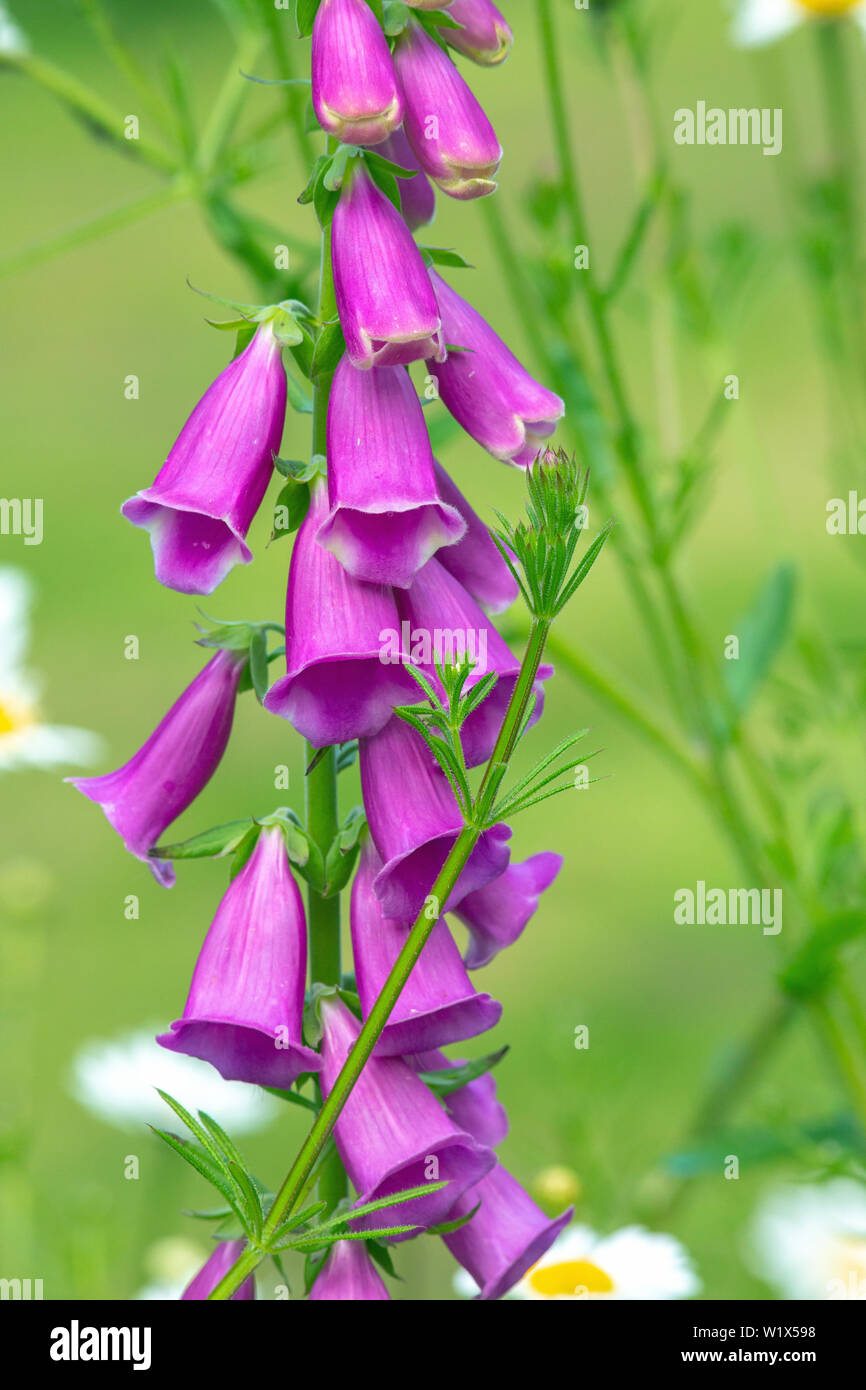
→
(1, 0, 863, 1300)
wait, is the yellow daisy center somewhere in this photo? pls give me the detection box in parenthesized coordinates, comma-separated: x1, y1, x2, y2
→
(0, 694, 35, 737)
(796, 0, 862, 15)
(528, 1258, 615, 1297)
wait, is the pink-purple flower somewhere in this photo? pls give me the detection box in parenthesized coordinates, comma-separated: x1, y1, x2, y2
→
(181, 1239, 255, 1300)
(441, 0, 513, 66)
(309, 1239, 390, 1300)
(157, 827, 320, 1087)
(67, 649, 245, 887)
(312, 0, 403, 145)
(360, 715, 512, 920)
(319, 994, 494, 1238)
(122, 322, 286, 595)
(454, 852, 564, 969)
(351, 837, 501, 1055)
(332, 160, 445, 369)
(428, 271, 564, 465)
(443, 1161, 573, 1300)
(393, 17, 502, 199)
(318, 355, 465, 588)
(264, 481, 419, 745)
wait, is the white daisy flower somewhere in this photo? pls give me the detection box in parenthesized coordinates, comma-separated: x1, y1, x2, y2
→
(750, 1179, 866, 1299)
(0, 569, 102, 772)
(69, 1027, 279, 1135)
(733, 0, 866, 48)
(455, 1222, 700, 1300)
(0, 3, 28, 56)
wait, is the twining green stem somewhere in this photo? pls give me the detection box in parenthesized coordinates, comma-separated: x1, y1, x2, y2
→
(196, 29, 265, 174)
(2, 51, 177, 172)
(0, 181, 190, 282)
(542, 632, 705, 791)
(208, 608, 556, 1299)
(809, 996, 866, 1136)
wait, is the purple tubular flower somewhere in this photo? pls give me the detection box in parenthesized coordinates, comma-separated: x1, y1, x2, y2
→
(441, 0, 513, 66)
(443, 1162, 573, 1300)
(378, 126, 437, 231)
(312, 0, 403, 145)
(157, 827, 320, 1087)
(320, 995, 494, 1239)
(121, 323, 286, 595)
(453, 852, 563, 969)
(352, 839, 501, 1055)
(309, 1240, 390, 1301)
(360, 715, 512, 920)
(432, 461, 518, 613)
(428, 272, 564, 465)
(67, 649, 245, 888)
(263, 482, 419, 744)
(332, 161, 445, 369)
(395, 557, 550, 768)
(393, 18, 502, 199)
(317, 356, 465, 588)
(411, 1049, 509, 1147)
(181, 1240, 255, 1300)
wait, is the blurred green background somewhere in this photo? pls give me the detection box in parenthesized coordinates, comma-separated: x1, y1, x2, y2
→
(1, 0, 864, 1300)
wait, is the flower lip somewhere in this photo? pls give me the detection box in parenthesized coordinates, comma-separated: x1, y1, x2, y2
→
(441, 0, 514, 66)
(332, 161, 445, 369)
(372, 822, 512, 922)
(319, 355, 465, 588)
(157, 1017, 319, 1088)
(312, 0, 404, 145)
(348, 1133, 494, 1240)
(393, 16, 502, 199)
(481, 1207, 575, 1302)
(427, 271, 564, 464)
(264, 483, 420, 743)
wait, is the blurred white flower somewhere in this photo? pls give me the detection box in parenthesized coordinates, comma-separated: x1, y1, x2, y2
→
(137, 1236, 209, 1301)
(733, 0, 866, 48)
(455, 1223, 700, 1300)
(0, 569, 102, 772)
(750, 1179, 866, 1299)
(69, 1027, 279, 1134)
(0, 3, 28, 56)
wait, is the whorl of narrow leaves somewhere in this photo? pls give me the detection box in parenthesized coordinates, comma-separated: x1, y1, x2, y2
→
(494, 448, 613, 619)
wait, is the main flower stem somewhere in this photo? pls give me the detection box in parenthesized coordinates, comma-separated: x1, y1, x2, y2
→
(304, 186, 346, 1219)
(208, 616, 554, 1298)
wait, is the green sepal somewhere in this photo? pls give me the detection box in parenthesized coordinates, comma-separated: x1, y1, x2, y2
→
(271, 479, 311, 544)
(425, 1200, 480, 1237)
(311, 316, 347, 378)
(323, 807, 367, 897)
(296, 0, 323, 37)
(382, 1, 410, 36)
(419, 246, 473, 271)
(418, 1046, 509, 1096)
(148, 819, 253, 862)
